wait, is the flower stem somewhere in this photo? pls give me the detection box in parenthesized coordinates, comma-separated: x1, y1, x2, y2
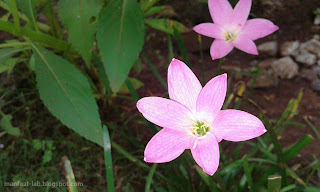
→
(215, 57, 225, 76)
(198, 35, 205, 83)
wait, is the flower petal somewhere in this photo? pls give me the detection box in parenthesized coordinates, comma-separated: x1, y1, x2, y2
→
(168, 59, 202, 113)
(193, 23, 224, 39)
(213, 109, 266, 142)
(191, 133, 220, 175)
(144, 129, 193, 163)
(210, 39, 234, 60)
(233, 35, 258, 55)
(241, 19, 279, 40)
(137, 97, 192, 130)
(196, 74, 227, 124)
(230, 0, 252, 27)
(209, 0, 233, 25)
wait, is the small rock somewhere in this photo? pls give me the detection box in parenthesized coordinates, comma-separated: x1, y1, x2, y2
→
(257, 59, 276, 69)
(271, 57, 299, 79)
(318, 59, 320, 66)
(311, 25, 320, 33)
(294, 49, 317, 66)
(280, 41, 299, 56)
(257, 41, 278, 57)
(314, 15, 320, 25)
(247, 71, 278, 88)
(313, 66, 320, 77)
(0, 144, 3, 149)
(300, 69, 318, 81)
(311, 79, 320, 92)
(301, 39, 320, 56)
(313, 34, 320, 40)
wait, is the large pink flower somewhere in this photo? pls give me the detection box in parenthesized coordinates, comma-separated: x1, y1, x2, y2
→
(193, 0, 279, 60)
(136, 59, 266, 175)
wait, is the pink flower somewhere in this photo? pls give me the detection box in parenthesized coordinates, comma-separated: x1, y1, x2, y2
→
(136, 59, 266, 175)
(193, 0, 279, 60)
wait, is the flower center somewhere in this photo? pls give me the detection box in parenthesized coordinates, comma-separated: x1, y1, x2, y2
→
(224, 31, 237, 42)
(184, 116, 212, 137)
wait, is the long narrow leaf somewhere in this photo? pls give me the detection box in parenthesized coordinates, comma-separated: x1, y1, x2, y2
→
(103, 125, 115, 192)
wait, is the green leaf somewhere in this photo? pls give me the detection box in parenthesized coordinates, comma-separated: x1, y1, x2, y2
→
(0, 47, 28, 64)
(0, 57, 19, 74)
(118, 77, 144, 94)
(32, 44, 103, 146)
(268, 175, 281, 192)
(145, 19, 188, 35)
(42, 150, 52, 163)
(97, 0, 145, 93)
(58, 0, 104, 67)
(0, 114, 21, 136)
(283, 134, 313, 163)
(16, 0, 37, 30)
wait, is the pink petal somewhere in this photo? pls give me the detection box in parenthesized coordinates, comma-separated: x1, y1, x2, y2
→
(230, 0, 252, 27)
(209, 0, 233, 25)
(212, 109, 266, 142)
(168, 59, 202, 113)
(191, 133, 220, 175)
(196, 74, 227, 124)
(241, 19, 279, 40)
(233, 35, 258, 55)
(137, 97, 192, 130)
(144, 129, 194, 163)
(210, 39, 234, 60)
(193, 23, 224, 39)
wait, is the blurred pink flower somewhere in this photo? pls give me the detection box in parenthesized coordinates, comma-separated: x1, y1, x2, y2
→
(136, 59, 266, 175)
(193, 0, 278, 60)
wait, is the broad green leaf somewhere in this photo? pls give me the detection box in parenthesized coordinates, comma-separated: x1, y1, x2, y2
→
(118, 77, 144, 94)
(32, 44, 103, 146)
(0, 57, 19, 74)
(58, 0, 104, 67)
(0, 114, 21, 136)
(97, 0, 145, 93)
(283, 134, 313, 163)
(0, 47, 27, 64)
(16, 0, 37, 30)
(145, 19, 188, 35)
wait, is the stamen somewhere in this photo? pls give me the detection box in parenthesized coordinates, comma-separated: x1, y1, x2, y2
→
(182, 116, 212, 137)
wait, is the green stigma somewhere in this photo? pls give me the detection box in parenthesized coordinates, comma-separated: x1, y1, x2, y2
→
(184, 117, 211, 137)
(224, 31, 236, 42)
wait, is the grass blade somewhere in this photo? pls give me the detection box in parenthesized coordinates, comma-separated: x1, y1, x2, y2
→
(268, 175, 281, 192)
(304, 116, 320, 140)
(142, 52, 167, 90)
(243, 155, 254, 191)
(283, 134, 313, 163)
(103, 125, 115, 192)
(61, 156, 79, 192)
(125, 77, 140, 103)
(145, 163, 157, 192)
(172, 25, 190, 67)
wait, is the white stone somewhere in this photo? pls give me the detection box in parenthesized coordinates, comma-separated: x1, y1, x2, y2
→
(294, 49, 317, 66)
(300, 39, 320, 57)
(280, 41, 299, 56)
(314, 15, 320, 25)
(271, 57, 299, 79)
(257, 41, 278, 57)
(258, 59, 276, 69)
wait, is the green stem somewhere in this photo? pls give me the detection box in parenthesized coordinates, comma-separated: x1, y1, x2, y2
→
(266, 120, 287, 186)
(0, 20, 74, 53)
(0, 1, 50, 32)
(0, 42, 30, 48)
(198, 35, 205, 83)
(145, 163, 157, 192)
(215, 57, 225, 76)
(111, 141, 167, 182)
